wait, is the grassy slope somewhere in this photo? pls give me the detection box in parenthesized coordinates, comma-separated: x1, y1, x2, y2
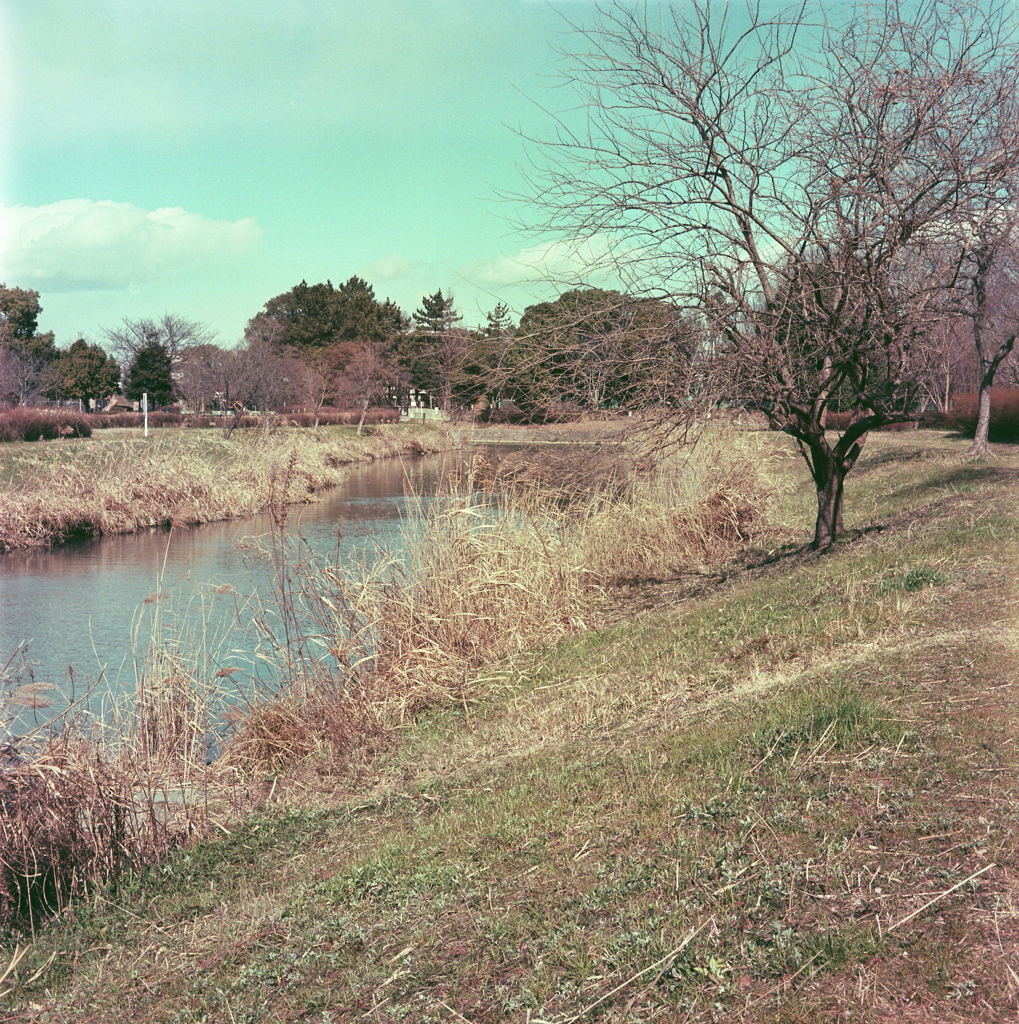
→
(4, 432, 1019, 1023)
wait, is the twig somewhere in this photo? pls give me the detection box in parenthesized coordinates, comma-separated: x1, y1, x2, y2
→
(23, 950, 58, 986)
(887, 863, 995, 933)
(0, 943, 31, 998)
(548, 919, 709, 1024)
(438, 1000, 477, 1023)
(747, 952, 821, 1007)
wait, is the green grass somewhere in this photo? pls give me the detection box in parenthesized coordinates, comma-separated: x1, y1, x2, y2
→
(3, 431, 1019, 1022)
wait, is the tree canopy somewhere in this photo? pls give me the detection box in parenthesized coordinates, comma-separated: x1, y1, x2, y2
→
(249, 277, 406, 354)
(101, 314, 214, 368)
(125, 343, 174, 407)
(515, 288, 696, 411)
(524, 0, 1019, 546)
(0, 284, 58, 405)
(49, 340, 121, 408)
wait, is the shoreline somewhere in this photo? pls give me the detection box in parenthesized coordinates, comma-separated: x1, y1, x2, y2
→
(0, 424, 455, 553)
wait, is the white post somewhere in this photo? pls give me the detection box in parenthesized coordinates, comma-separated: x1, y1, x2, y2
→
(143, 392, 149, 437)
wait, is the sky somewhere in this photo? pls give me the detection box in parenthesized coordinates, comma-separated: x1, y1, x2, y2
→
(0, 0, 609, 349)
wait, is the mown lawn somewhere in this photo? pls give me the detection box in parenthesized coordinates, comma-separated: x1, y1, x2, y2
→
(3, 430, 1019, 1023)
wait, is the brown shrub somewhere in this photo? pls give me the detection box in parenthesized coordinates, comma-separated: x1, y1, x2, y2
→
(935, 388, 1019, 442)
(0, 408, 92, 442)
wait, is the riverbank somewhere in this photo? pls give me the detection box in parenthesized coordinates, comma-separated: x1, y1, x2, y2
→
(0, 424, 452, 552)
(6, 432, 1019, 1021)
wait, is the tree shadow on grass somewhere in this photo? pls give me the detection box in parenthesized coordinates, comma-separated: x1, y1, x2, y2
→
(882, 463, 1017, 502)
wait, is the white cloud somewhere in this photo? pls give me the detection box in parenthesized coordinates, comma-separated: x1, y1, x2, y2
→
(0, 199, 263, 292)
(460, 236, 623, 289)
(361, 254, 421, 282)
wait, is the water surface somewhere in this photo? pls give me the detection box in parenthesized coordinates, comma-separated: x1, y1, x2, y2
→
(0, 450, 472, 721)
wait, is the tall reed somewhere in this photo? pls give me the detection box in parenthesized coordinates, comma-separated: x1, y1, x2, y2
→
(226, 431, 771, 764)
(0, 583, 247, 932)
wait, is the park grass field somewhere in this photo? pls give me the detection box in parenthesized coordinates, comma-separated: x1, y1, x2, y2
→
(2, 429, 1018, 1023)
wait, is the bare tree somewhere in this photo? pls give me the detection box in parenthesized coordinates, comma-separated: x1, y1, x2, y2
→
(295, 346, 349, 427)
(337, 343, 407, 435)
(911, 318, 977, 415)
(0, 346, 42, 407)
(176, 343, 232, 415)
(950, 215, 1019, 453)
(523, 0, 1019, 547)
(217, 340, 303, 439)
(101, 313, 215, 369)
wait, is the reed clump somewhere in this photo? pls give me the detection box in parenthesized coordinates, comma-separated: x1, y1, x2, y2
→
(0, 735, 134, 930)
(228, 432, 772, 762)
(0, 636, 242, 933)
(0, 718, 207, 934)
(224, 676, 391, 774)
(0, 426, 449, 551)
(570, 438, 771, 584)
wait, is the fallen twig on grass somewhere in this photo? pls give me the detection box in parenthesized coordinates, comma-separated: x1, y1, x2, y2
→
(886, 862, 995, 933)
(536, 918, 710, 1024)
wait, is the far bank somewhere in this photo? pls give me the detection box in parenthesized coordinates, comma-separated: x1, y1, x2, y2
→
(0, 424, 453, 552)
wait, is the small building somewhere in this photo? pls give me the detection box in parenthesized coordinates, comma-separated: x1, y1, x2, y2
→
(102, 396, 136, 413)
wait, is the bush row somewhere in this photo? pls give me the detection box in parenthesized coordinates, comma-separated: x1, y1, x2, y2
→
(0, 406, 403, 440)
(926, 389, 1019, 442)
(826, 388, 1019, 442)
(0, 408, 92, 442)
(88, 408, 401, 429)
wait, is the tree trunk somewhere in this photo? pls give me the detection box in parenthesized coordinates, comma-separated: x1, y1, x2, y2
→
(968, 377, 993, 455)
(812, 456, 847, 550)
(222, 403, 244, 440)
(802, 428, 866, 551)
(356, 399, 369, 436)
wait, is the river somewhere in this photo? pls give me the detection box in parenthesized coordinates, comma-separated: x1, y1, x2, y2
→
(0, 449, 476, 728)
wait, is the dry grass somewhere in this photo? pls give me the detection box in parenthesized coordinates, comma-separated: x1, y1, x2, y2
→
(0, 425, 449, 551)
(4, 435, 1019, 1022)
(0, 705, 216, 935)
(225, 431, 771, 766)
(0, 734, 136, 932)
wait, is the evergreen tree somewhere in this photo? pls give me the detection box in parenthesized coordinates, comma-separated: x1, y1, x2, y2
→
(484, 302, 514, 338)
(413, 289, 462, 334)
(51, 339, 121, 408)
(125, 342, 174, 407)
(0, 284, 59, 404)
(249, 277, 406, 353)
(402, 290, 471, 407)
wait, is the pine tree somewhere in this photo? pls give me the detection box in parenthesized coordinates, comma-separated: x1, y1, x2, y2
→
(125, 342, 174, 407)
(413, 290, 462, 334)
(484, 302, 514, 337)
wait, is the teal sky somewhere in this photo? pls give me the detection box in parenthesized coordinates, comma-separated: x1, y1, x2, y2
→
(0, 1, 608, 348)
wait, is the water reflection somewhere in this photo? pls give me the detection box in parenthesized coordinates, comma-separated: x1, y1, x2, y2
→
(0, 450, 473, 720)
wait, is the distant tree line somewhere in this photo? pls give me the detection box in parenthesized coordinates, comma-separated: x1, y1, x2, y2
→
(2, 266, 1017, 436)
